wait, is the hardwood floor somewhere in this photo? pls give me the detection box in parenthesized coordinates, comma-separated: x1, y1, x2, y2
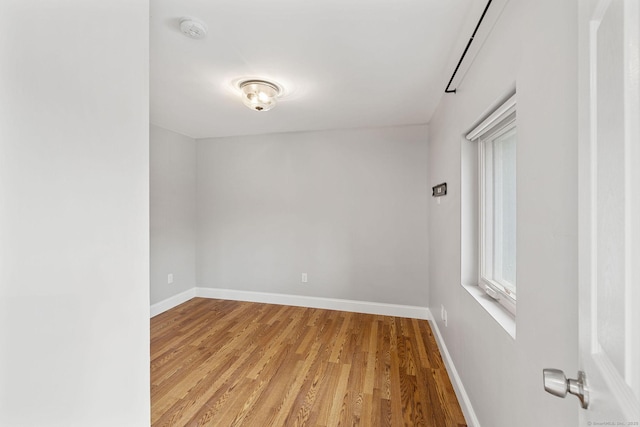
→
(151, 298, 466, 427)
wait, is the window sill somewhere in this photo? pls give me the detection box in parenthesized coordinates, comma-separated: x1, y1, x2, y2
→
(462, 283, 516, 339)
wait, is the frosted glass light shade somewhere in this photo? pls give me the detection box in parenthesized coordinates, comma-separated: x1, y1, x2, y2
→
(239, 80, 280, 112)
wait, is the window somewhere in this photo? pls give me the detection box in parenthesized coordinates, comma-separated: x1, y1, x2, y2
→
(466, 94, 516, 316)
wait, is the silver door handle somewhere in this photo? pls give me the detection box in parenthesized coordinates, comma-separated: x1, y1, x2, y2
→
(543, 369, 589, 409)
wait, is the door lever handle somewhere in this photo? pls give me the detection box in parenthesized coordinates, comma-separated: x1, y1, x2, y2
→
(543, 369, 589, 409)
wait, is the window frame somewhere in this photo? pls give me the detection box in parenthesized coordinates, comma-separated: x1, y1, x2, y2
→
(466, 94, 517, 316)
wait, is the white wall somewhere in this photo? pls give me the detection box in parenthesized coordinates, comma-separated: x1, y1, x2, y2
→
(428, 0, 578, 426)
(0, 1, 150, 426)
(196, 126, 429, 306)
(150, 125, 197, 304)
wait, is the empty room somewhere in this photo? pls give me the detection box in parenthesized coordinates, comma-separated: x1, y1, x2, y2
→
(1, 0, 638, 426)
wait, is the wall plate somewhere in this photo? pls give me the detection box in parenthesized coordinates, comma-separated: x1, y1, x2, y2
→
(432, 182, 447, 197)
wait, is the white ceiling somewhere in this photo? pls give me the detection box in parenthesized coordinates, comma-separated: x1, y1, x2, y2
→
(150, 0, 475, 139)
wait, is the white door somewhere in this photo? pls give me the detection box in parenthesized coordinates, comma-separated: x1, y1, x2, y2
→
(578, 0, 640, 423)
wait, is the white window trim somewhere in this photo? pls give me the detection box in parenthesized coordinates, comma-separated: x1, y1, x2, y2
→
(466, 94, 517, 317)
(466, 94, 516, 140)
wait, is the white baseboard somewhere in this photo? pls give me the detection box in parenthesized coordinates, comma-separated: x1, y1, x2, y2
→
(429, 315, 480, 427)
(150, 287, 430, 320)
(194, 287, 430, 320)
(150, 288, 196, 317)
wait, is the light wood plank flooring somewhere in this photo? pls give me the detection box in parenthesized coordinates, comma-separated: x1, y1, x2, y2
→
(151, 298, 466, 426)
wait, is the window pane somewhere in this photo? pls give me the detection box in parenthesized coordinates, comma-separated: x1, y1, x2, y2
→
(492, 127, 516, 291)
(472, 98, 517, 315)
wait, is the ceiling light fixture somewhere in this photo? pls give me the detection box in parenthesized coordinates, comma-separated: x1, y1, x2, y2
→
(238, 80, 282, 112)
(179, 18, 207, 39)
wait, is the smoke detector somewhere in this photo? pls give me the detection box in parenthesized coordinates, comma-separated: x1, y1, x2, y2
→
(179, 18, 207, 39)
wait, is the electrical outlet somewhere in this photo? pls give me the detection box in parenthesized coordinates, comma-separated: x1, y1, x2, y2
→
(168, 273, 174, 284)
(440, 304, 448, 327)
(301, 273, 308, 283)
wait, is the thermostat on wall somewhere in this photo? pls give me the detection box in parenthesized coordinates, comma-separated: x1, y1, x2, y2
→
(432, 183, 447, 197)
